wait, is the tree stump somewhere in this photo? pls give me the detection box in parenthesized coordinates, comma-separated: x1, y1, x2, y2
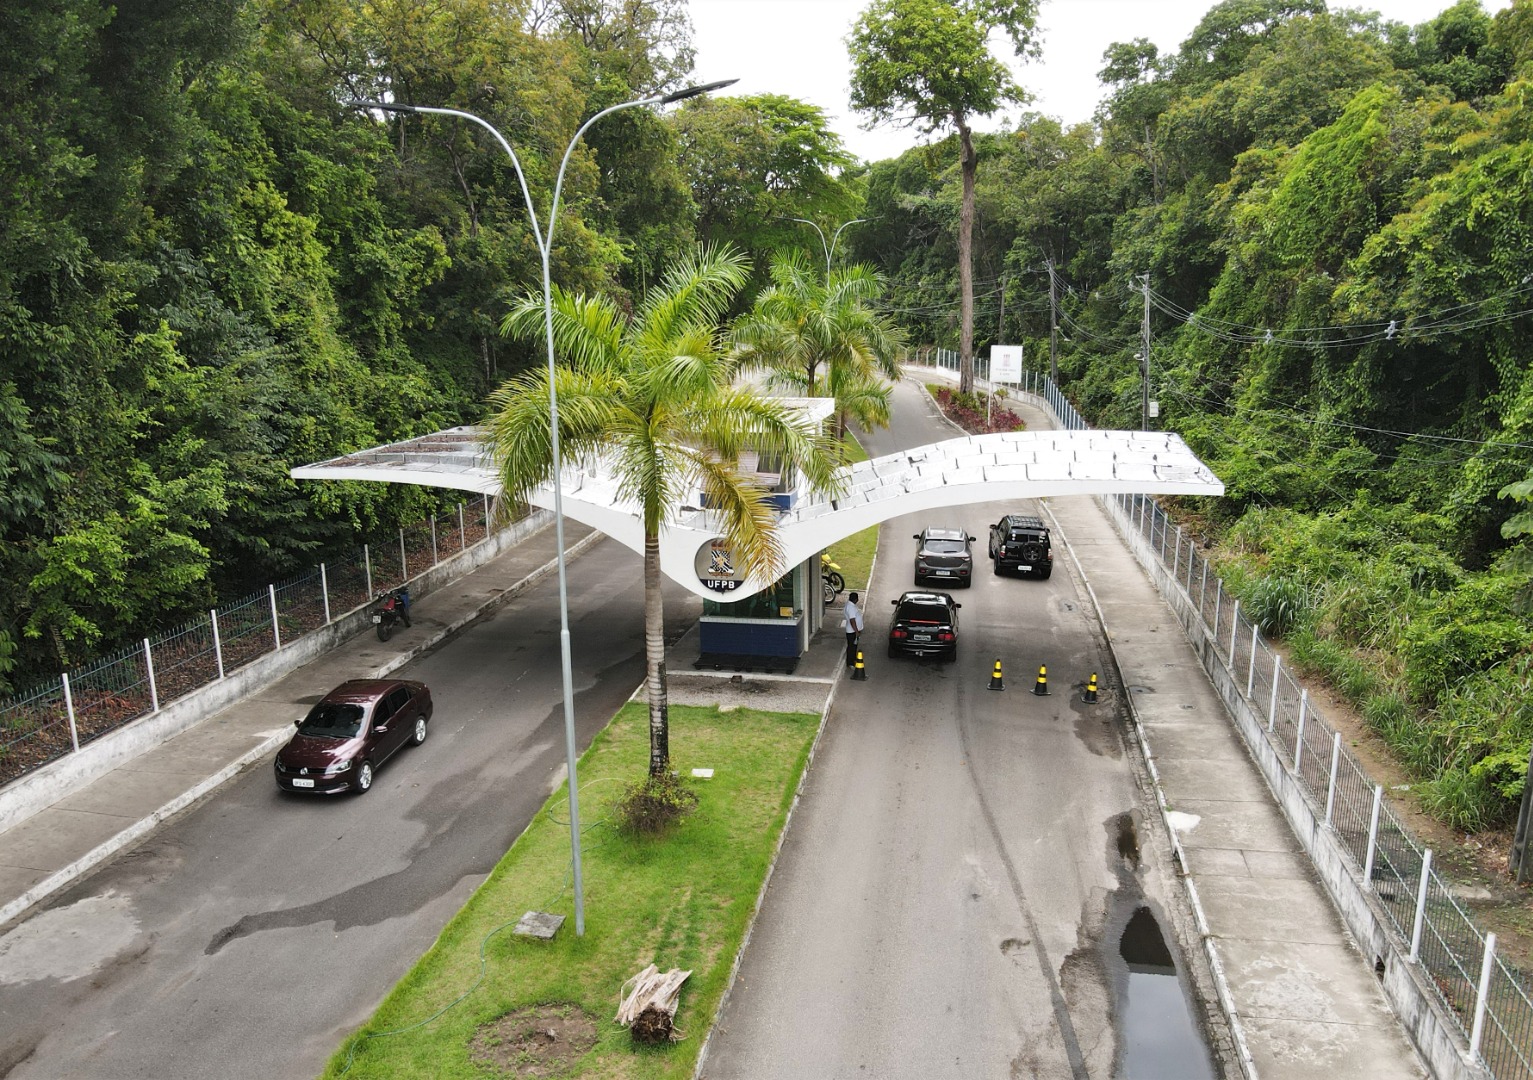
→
(616, 964, 692, 1044)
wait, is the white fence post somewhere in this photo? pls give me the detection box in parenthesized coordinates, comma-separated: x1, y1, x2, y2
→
(1229, 599, 1240, 660)
(211, 609, 225, 679)
(1268, 655, 1283, 731)
(458, 503, 466, 550)
(1364, 784, 1384, 885)
(61, 673, 80, 753)
(1213, 579, 1223, 641)
(143, 638, 159, 713)
(1410, 849, 1433, 962)
(1200, 561, 1209, 619)
(1172, 526, 1181, 580)
(1294, 690, 1308, 772)
(1325, 731, 1342, 826)
(269, 584, 281, 650)
(364, 544, 373, 599)
(399, 528, 408, 580)
(1470, 932, 1497, 1061)
(1246, 623, 1260, 698)
(430, 515, 439, 565)
(320, 563, 332, 625)
(482, 493, 490, 526)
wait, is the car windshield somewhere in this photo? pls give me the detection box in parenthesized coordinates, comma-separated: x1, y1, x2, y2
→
(898, 603, 951, 624)
(922, 539, 968, 554)
(297, 702, 365, 738)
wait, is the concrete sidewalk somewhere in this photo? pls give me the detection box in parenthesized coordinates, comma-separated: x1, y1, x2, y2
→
(0, 519, 599, 931)
(1052, 492, 1428, 1079)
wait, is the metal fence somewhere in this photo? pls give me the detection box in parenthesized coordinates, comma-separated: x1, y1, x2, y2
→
(998, 363, 1533, 1080)
(0, 496, 500, 791)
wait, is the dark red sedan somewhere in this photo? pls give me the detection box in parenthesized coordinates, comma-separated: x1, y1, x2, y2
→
(274, 678, 433, 795)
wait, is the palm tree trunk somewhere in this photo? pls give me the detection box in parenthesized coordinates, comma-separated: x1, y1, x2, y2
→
(957, 116, 977, 396)
(644, 531, 670, 778)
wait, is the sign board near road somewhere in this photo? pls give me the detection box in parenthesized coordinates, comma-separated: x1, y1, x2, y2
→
(990, 344, 1023, 383)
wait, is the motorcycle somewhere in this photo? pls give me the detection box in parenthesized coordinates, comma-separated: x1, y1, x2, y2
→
(373, 586, 412, 641)
(821, 552, 845, 605)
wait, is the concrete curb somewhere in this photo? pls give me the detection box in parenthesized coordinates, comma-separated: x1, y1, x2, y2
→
(0, 730, 291, 930)
(0, 526, 607, 931)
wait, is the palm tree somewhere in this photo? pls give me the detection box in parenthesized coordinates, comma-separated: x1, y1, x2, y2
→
(732, 251, 906, 439)
(488, 245, 845, 778)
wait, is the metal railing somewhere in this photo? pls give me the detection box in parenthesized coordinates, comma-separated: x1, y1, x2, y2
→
(995, 362, 1533, 1079)
(0, 496, 500, 791)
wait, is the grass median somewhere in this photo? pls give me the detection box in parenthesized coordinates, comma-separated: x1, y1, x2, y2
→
(323, 701, 821, 1079)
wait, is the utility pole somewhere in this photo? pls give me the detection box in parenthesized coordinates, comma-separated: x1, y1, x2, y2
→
(1047, 259, 1059, 386)
(1140, 273, 1152, 431)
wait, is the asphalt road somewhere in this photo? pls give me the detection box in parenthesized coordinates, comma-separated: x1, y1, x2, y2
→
(0, 540, 699, 1080)
(700, 378, 1202, 1079)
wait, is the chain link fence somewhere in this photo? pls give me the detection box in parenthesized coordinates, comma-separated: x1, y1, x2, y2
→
(0, 496, 500, 791)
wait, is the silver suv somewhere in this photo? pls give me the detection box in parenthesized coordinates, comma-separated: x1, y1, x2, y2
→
(913, 526, 976, 588)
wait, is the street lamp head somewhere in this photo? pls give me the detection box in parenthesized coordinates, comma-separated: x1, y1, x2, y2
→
(343, 99, 419, 114)
(659, 78, 738, 105)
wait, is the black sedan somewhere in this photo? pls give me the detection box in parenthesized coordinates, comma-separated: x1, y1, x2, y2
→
(887, 591, 961, 661)
(274, 678, 433, 794)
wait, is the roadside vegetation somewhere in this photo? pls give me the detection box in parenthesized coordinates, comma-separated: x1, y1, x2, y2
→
(323, 702, 820, 1079)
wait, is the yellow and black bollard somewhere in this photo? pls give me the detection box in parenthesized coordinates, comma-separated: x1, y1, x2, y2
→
(1083, 672, 1099, 703)
(1033, 664, 1050, 696)
(852, 650, 868, 681)
(989, 659, 1005, 691)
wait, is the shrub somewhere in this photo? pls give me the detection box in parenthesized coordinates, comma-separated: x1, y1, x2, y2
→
(611, 771, 700, 836)
(1245, 574, 1311, 637)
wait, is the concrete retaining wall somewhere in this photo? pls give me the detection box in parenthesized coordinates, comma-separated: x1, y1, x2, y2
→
(1102, 495, 1488, 1080)
(0, 510, 554, 835)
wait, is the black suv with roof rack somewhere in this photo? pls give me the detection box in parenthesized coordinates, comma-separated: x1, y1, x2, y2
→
(988, 514, 1053, 579)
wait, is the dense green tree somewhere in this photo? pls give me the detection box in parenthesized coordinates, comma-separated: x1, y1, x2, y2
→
(668, 94, 860, 287)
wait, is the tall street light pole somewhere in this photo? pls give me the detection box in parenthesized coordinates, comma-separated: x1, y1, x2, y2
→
(790, 216, 868, 280)
(347, 78, 735, 937)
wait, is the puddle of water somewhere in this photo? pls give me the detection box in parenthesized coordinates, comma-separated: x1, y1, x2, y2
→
(1117, 906, 1216, 1080)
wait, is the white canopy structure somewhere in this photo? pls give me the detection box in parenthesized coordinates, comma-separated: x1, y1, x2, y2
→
(291, 420, 1223, 601)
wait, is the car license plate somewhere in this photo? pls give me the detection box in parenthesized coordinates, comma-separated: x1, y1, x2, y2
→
(1019, 565, 1032, 572)
(913, 633, 932, 642)
(933, 569, 952, 576)
(291, 778, 315, 788)
(371, 614, 382, 623)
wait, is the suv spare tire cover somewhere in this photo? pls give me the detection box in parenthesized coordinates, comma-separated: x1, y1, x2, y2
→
(1021, 543, 1046, 563)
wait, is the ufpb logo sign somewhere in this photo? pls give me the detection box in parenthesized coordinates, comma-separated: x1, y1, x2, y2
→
(695, 537, 747, 593)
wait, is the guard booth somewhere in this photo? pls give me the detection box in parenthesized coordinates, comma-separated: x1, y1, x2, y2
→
(691, 447, 828, 671)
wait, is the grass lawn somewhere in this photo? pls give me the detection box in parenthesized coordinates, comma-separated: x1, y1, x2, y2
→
(825, 431, 879, 593)
(323, 702, 821, 1079)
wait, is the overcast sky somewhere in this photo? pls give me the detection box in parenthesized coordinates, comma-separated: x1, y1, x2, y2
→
(687, 0, 1510, 163)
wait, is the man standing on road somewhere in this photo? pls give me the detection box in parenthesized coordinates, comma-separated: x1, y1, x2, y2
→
(843, 592, 864, 667)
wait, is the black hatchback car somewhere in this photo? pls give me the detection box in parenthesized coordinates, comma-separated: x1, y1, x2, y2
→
(274, 678, 433, 795)
(913, 526, 976, 587)
(887, 590, 962, 661)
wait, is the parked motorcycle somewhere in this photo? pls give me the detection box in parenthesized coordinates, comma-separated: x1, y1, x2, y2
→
(821, 552, 845, 605)
(373, 586, 412, 641)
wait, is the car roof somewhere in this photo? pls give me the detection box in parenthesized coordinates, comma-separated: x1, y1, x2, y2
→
(895, 590, 957, 605)
(321, 679, 405, 704)
(1002, 515, 1046, 529)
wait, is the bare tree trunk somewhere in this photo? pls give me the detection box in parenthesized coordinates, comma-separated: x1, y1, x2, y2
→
(644, 532, 670, 778)
(957, 117, 977, 395)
